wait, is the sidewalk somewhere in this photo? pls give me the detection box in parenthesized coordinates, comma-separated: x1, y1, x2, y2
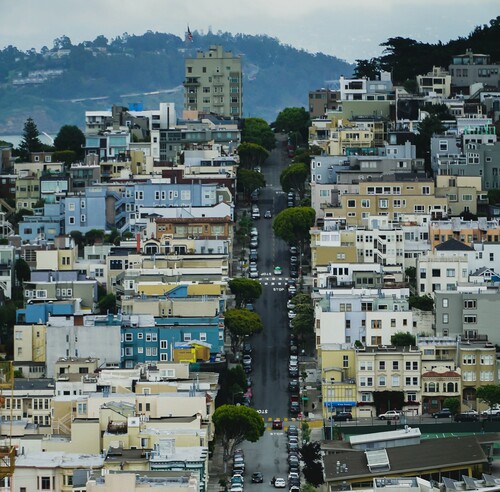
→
(207, 441, 226, 492)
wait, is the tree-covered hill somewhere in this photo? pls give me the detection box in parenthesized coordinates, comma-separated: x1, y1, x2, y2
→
(355, 16, 500, 84)
(0, 31, 353, 134)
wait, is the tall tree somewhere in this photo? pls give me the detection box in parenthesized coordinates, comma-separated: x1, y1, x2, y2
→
(54, 125, 85, 159)
(14, 258, 31, 287)
(237, 168, 266, 199)
(212, 404, 265, 458)
(237, 142, 269, 169)
(353, 58, 381, 79)
(241, 118, 275, 151)
(224, 308, 263, 354)
(477, 385, 500, 410)
(274, 107, 310, 144)
(228, 278, 263, 308)
(300, 442, 325, 487)
(273, 207, 315, 253)
(18, 117, 43, 161)
(415, 114, 445, 175)
(280, 162, 309, 199)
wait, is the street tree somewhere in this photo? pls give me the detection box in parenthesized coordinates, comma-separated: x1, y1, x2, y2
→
(291, 293, 311, 307)
(291, 312, 314, 342)
(227, 365, 248, 394)
(274, 107, 310, 143)
(18, 117, 43, 161)
(212, 404, 265, 458)
(237, 168, 266, 200)
(477, 385, 500, 409)
(54, 125, 85, 159)
(443, 397, 461, 415)
(280, 162, 309, 199)
(390, 332, 416, 347)
(224, 308, 264, 354)
(237, 142, 269, 170)
(273, 207, 315, 253)
(300, 441, 325, 487)
(241, 117, 275, 151)
(228, 278, 263, 308)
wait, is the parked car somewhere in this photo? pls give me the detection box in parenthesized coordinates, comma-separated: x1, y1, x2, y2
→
(252, 472, 264, 483)
(264, 210, 272, 219)
(287, 423, 298, 436)
(289, 246, 298, 255)
(433, 408, 452, 419)
(250, 227, 258, 237)
(289, 366, 299, 377)
(290, 268, 299, 278)
(378, 410, 401, 420)
(482, 406, 500, 416)
(289, 402, 300, 414)
(243, 342, 252, 354)
(288, 379, 300, 393)
(250, 238, 259, 248)
(331, 412, 353, 422)
(454, 412, 479, 422)
(288, 310, 297, 319)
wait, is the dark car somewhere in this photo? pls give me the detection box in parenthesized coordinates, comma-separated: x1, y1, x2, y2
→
(454, 412, 479, 422)
(272, 419, 283, 430)
(288, 379, 300, 393)
(433, 408, 452, 418)
(331, 412, 353, 422)
(243, 342, 252, 354)
(289, 366, 299, 377)
(287, 424, 298, 436)
(289, 401, 300, 414)
(252, 472, 264, 483)
(290, 344, 298, 355)
(289, 269, 299, 278)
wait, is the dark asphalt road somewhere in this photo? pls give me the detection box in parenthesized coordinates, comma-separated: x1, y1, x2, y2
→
(249, 135, 294, 425)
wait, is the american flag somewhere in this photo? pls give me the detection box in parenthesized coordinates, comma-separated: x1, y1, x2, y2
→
(187, 26, 193, 42)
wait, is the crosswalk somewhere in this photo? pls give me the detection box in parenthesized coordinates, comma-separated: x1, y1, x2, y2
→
(258, 273, 290, 286)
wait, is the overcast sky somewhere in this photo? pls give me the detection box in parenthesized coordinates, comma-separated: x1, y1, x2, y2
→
(2, 1, 499, 63)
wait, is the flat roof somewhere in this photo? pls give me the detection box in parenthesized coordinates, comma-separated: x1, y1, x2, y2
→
(350, 427, 421, 446)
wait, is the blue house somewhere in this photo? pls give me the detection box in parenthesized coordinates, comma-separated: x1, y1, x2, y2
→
(121, 315, 223, 368)
(16, 301, 75, 324)
(63, 187, 109, 234)
(19, 203, 64, 241)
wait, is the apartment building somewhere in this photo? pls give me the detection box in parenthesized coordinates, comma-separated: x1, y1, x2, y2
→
(416, 66, 451, 97)
(435, 285, 500, 345)
(417, 239, 473, 295)
(322, 177, 448, 227)
(184, 45, 242, 118)
(314, 287, 412, 347)
(435, 175, 486, 216)
(320, 344, 357, 419)
(449, 50, 500, 91)
(308, 88, 340, 118)
(355, 346, 422, 417)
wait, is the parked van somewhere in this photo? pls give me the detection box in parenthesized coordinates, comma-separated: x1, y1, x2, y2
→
(252, 207, 260, 219)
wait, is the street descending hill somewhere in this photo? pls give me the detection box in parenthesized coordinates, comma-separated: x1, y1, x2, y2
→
(0, 31, 353, 133)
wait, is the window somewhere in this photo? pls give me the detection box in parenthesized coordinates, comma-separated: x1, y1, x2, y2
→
(371, 336, 382, 345)
(347, 199, 356, 208)
(343, 355, 349, 368)
(432, 269, 441, 277)
(160, 340, 167, 349)
(393, 361, 399, 370)
(446, 268, 455, 277)
(360, 376, 373, 387)
(464, 300, 476, 309)
(442, 298, 448, 308)
(392, 375, 400, 386)
(442, 313, 449, 324)
(378, 376, 386, 386)
(125, 333, 133, 342)
(462, 355, 476, 365)
(361, 199, 370, 208)
(464, 315, 477, 324)
(359, 361, 373, 371)
(183, 333, 192, 342)
(39, 476, 52, 490)
(379, 199, 388, 209)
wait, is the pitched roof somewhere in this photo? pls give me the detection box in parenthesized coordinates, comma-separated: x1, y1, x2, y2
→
(435, 238, 474, 251)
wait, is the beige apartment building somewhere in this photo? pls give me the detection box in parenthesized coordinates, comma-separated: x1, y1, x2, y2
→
(435, 175, 487, 216)
(322, 178, 448, 226)
(184, 45, 242, 118)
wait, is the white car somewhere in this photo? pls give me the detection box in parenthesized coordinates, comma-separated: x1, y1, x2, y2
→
(274, 478, 286, 488)
(378, 410, 401, 420)
(287, 301, 296, 310)
(288, 310, 297, 319)
(250, 227, 259, 237)
(249, 269, 259, 278)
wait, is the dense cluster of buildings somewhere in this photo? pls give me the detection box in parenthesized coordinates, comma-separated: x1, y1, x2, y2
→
(0, 42, 499, 489)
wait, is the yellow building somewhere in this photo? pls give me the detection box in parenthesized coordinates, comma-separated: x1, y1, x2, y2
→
(435, 175, 486, 216)
(429, 218, 500, 249)
(319, 344, 357, 419)
(323, 178, 448, 226)
(310, 227, 357, 271)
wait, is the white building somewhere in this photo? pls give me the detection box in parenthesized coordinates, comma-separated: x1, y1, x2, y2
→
(315, 287, 413, 347)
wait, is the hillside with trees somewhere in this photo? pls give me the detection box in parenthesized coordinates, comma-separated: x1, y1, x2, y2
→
(354, 15, 500, 84)
(0, 31, 353, 133)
